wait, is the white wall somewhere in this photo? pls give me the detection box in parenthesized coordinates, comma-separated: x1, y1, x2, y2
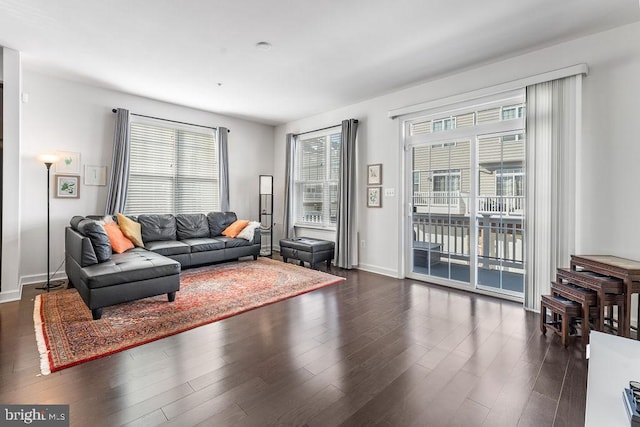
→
(275, 21, 640, 278)
(19, 69, 274, 285)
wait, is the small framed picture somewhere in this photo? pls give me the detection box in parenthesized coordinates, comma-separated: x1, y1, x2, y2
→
(367, 163, 382, 185)
(55, 175, 80, 198)
(367, 186, 382, 208)
(84, 165, 107, 186)
(55, 151, 81, 174)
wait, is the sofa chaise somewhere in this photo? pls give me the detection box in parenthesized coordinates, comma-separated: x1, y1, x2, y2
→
(65, 212, 260, 319)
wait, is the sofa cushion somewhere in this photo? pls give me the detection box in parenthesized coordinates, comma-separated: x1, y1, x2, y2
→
(138, 214, 177, 242)
(117, 213, 144, 247)
(144, 240, 190, 256)
(207, 212, 237, 237)
(80, 248, 180, 289)
(215, 236, 252, 248)
(103, 222, 135, 254)
(181, 238, 226, 253)
(77, 219, 112, 263)
(222, 220, 250, 238)
(176, 214, 210, 240)
(70, 215, 85, 231)
(66, 227, 98, 267)
(237, 221, 261, 241)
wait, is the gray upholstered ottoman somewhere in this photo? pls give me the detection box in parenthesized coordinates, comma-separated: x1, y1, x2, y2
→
(279, 237, 335, 269)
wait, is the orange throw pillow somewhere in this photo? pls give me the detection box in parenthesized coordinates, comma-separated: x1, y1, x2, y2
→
(222, 220, 250, 238)
(103, 221, 135, 253)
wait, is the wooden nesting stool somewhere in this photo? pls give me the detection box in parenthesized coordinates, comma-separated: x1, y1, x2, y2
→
(569, 255, 640, 340)
(557, 267, 624, 335)
(540, 294, 581, 347)
(551, 281, 596, 346)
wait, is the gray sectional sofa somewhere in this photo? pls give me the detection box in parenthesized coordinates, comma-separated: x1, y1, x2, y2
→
(65, 212, 260, 320)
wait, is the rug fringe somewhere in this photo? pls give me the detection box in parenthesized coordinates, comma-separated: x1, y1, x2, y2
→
(33, 295, 52, 375)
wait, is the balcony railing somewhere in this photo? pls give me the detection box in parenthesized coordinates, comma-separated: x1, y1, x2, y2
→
(413, 192, 523, 216)
(412, 213, 523, 269)
(413, 191, 460, 207)
(478, 195, 524, 215)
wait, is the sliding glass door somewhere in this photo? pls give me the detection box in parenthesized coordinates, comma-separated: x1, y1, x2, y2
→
(476, 133, 525, 296)
(411, 141, 472, 285)
(405, 91, 525, 298)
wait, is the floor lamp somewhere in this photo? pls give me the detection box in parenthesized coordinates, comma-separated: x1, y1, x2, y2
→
(36, 154, 62, 292)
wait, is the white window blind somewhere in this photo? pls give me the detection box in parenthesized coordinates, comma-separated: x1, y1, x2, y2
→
(125, 118, 219, 215)
(294, 130, 341, 228)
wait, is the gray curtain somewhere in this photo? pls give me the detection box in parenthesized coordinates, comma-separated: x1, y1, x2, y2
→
(283, 133, 295, 239)
(219, 127, 230, 212)
(335, 119, 358, 269)
(105, 108, 131, 215)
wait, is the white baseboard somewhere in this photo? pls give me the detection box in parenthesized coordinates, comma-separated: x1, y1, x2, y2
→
(356, 263, 400, 279)
(0, 289, 21, 303)
(20, 272, 68, 287)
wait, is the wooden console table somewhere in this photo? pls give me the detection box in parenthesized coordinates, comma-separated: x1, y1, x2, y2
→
(571, 255, 640, 339)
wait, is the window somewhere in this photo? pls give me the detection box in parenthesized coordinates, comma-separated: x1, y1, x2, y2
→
(501, 133, 524, 142)
(413, 171, 421, 192)
(432, 117, 456, 132)
(496, 168, 524, 196)
(432, 169, 461, 192)
(501, 105, 525, 120)
(433, 142, 457, 149)
(294, 130, 341, 227)
(125, 118, 219, 215)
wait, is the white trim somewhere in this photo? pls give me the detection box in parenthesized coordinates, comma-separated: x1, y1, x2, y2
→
(406, 273, 524, 303)
(0, 289, 21, 303)
(20, 272, 67, 287)
(388, 64, 588, 119)
(2, 48, 22, 304)
(357, 263, 401, 279)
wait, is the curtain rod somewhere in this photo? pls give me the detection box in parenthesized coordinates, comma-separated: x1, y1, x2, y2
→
(111, 109, 229, 132)
(294, 120, 358, 137)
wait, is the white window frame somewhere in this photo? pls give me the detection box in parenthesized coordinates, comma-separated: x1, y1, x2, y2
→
(293, 128, 341, 229)
(501, 133, 524, 142)
(432, 169, 461, 192)
(432, 116, 456, 132)
(413, 170, 421, 192)
(496, 167, 524, 197)
(501, 104, 525, 121)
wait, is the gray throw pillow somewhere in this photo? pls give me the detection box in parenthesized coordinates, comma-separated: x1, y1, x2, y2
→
(207, 212, 237, 237)
(77, 219, 112, 263)
(70, 216, 85, 231)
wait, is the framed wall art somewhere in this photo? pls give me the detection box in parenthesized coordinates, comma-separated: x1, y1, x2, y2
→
(55, 151, 81, 174)
(55, 175, 80, 198)
(367, 186, 382, 208)
(84, 165, 107, 186)
(367, 163, 382, 185)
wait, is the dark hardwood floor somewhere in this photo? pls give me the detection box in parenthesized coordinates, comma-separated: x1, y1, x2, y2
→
(0, 257, 587, 426)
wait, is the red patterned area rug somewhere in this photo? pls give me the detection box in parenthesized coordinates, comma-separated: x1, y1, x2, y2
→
(34, 257, 344, 375)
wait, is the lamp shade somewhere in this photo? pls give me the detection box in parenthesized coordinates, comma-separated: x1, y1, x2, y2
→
(38, 153, 59, 164)
(259, 175, 273, 194)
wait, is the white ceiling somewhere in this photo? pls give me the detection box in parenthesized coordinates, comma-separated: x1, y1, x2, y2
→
(1, 0, 640, 125)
